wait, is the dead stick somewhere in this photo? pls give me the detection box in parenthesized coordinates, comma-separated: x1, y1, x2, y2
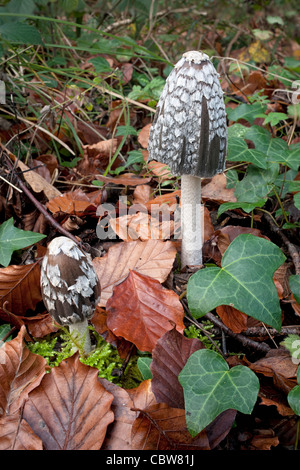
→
(4, 153, 80, 246)
(263, 212, 300, 275)
(204, 312, 271, 353)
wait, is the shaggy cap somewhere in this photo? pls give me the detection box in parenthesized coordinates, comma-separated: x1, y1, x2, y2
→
(40, 237, 101, 326)
(148, 50, 227, 178)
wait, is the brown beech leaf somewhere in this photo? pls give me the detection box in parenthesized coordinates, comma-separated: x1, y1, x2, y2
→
(249, 349, 298, 394)
(12, 157, 61, 200)
(202, 174, 236, 203)
(95, 173, 152, 186)
(24, 313, 59, 338)
(109, 212, 176, 241)
(47, 188, 96, 217)
(147, 160, 173, 181)
(0, 414, 43, 450)
(106, 270, 185, 352)
(150, 327, 205, 409)
(130, 379, 157, 410)
(138, 123, 151, 149)
(100, 378, 137, 450)
(131, 403, 210, 450)
(0, 262, 42, 316)
(77, 138, 119, 175)
(93, 239, 177, 306)
(216, 305, 248, 333)
(132, 184, 152, 205)
(23, 353, 114, 450)
(0, 326, 47, 416)
(204, 226, 268, 265)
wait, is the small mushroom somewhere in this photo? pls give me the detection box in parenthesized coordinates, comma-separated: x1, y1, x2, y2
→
(148, 50, 227, 267)
(40, 236, 101, 354)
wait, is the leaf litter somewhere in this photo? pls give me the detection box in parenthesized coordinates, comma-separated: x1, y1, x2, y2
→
(0, 3, 300, 451)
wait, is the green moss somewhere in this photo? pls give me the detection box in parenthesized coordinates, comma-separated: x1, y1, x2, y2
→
(27, 329, 143, 388)
(184, 322, 220, 351)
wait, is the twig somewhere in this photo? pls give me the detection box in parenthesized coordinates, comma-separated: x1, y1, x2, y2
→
(263, 212, 300, 275)
(204, 312, 271, 353)
(0, 174, 22, 193)
(3, 151, 80, 246)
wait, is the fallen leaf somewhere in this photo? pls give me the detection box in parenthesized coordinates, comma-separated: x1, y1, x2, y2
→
(250, 349, 298, 394)
(0, 326, 47, 416)
(100, 378, 136, 450)
(0, 414, 43, 450)
(106, 270, 185, 352)
(138, 123, 151, 149)
(95, 173, 152, 186)
(202, 174, 237, 204)
(23, 353, 114, 450)
(132, 184, 152, 205)
(131, 403, 210, 450)
(216, 305, 248, 333)
(147, 160, 173, 180)
(12, 156, 61, 200)
(47, 188, 96, 217)
(150, 327, 205, 409)
(0, 262, 42, 316)
(109, 212, 176, 241)
(93, 239, 177, 306)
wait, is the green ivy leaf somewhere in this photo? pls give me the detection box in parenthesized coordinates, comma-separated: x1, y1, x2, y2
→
(289, 275, 300, 304)
(187, 234, 285, 331)
(226, 102, 266, 125)
(217, 199, 265, 217)
(288, 385, 300, 416)
(227, 137, 267, 169)
(137, 357, 152, 380)
(234, 162, 279, 203)
(178, 349, 259, 436)
(0, 218, 46, 267)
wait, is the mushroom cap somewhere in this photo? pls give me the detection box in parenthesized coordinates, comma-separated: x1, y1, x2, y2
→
(148, 50, 227, 178)
(40, 237, 101, 326)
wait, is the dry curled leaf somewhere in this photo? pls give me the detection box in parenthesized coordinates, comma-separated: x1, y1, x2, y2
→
(93, 239, 177, 306)
(150, 327, 205, 409)
(23, 353, 114, 450)
(106, 270, 185, 352)
(0, 262, 42, 316)
(0, 414, 43, 450)
(46, 188, 96, 217)
(131, 403, 210, 450)
(0, 326, 47, 416)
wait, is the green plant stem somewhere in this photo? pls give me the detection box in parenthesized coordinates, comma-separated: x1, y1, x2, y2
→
(272, 186, 289, 225)
(295, 417, 300, 450)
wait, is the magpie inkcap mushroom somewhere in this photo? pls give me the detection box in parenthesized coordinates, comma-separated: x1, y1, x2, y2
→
(40, 236, 101, 354)
(148, 50, 227, 267)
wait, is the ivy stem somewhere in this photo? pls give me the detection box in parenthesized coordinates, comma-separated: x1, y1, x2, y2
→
(272, 185, 289, 225)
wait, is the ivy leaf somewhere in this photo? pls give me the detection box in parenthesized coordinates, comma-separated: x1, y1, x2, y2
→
(234, 162, 279, 203)
(288, 383, 300, 416)
(178, 349, 259, 436)
(227, 137, 267, 169)
(187, 234, 286, 331)
(0, 218, 46, 267)
(289, 275, 300, 304)
(226, 102, 266, 125)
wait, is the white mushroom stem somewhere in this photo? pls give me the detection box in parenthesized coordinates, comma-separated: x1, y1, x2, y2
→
(68, 319, 92, 354)
(180, 174, 203, 267)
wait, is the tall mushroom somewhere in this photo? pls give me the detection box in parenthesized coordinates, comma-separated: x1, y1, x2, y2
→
(40, 236, 101, 354)
(148, 50, 227, 267)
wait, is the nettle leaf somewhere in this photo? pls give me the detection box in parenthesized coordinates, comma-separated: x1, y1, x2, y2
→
(178, 349, 259, 436)
(0, 22, 43, 45)
(289, 275, 300, 304)
(0, 218, 46, 267)
(187, 234, 286, 331)
(227, 137, 267, 169)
